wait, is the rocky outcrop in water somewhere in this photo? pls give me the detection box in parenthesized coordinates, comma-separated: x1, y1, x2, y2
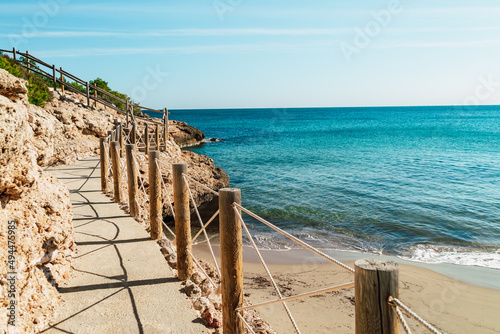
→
(170, 120, 205, 147)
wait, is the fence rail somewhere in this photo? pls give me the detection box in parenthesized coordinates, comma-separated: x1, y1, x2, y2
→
(0, 47, 165, 126)
(97, 120, 443, 334)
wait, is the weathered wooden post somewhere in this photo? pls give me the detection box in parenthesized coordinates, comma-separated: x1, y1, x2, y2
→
(219, 188, 244, 333)
(162, 108, 168, 152)
(149, 150, 162, 240)
(118, 123, 124, 157)
(126, 101, 129, 126)
(26, 51, 30, 74)
(131, 122, 137, 152)
(12, 47, 16, 61)
(52, 65, 57, 91)
(107, 130, 114, 142)
(144, 123, 149, 154)
(155, 124, 160, 150)
(60, 67, 64, 94)
(126, 144, 139, 217)
(355, 259, 399, 334)
(99, 137, 109, 193)
(86, 82, 90, 107)
(173, 163, 193, 280)
(93, 84, 98, 107)
(110, 141, 122, 203)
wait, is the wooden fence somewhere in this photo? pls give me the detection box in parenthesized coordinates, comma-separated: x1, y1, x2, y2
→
(0, 47, 168, 131)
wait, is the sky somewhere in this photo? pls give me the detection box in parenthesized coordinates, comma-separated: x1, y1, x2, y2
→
(1, 0, 500, 109)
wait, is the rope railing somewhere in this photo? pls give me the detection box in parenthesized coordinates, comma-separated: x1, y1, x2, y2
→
(234, 203, 355, 274)
(155, 160, 175, 219)
(238, 312, 256, 334)
(233, 205, 301, 334)
(183, 174, 222, 279)
(96, 122, 444, 334)
(388, 297, 442, 334)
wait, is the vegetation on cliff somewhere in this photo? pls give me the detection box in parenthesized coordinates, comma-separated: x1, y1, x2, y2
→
(0, 55, 52, 107)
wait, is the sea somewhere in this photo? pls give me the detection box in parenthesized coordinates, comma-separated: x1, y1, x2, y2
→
(149, 106, 500, 270)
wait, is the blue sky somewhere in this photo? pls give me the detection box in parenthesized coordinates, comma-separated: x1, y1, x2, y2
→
(1, 0, 500, 109)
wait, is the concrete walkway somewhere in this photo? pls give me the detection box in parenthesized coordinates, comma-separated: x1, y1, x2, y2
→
(43, 157, 210, 334)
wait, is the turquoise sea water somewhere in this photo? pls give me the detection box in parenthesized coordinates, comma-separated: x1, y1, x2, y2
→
(162, 106, 500, 269)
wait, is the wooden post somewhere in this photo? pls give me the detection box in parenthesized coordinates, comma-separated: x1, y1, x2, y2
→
(149, 151, 162, 240)
(93, 85, 98, 107)
(355, 259, 399, 334)
(219, 188, 244, 334)
(99, 137, 109, 193)
(53, 65, 57, 91)
(107, 131, 113, 166)
(118, 123, 124, 158)
(173, 163, 193, 280)
(60, 67, 64, 94)
(126, 101, 129, 126)
(126, 144, 139, 217)
(162, 108, 168, 151)
(110, 141, 122, 203)
(12, 48, 16, 61)
(107, 130, 113, 142)
(144, 123, 149, 154)
(26, 51, 30, 74)
(155, 124, 160, 150)
(131, 122, 137, 152)
(86, 82, 90, 107)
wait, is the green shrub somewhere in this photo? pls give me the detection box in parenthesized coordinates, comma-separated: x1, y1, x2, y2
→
(0, 55, 52, 107)
(90, 77, 132, 113)
(0, 56, 23, 78)
(27, 75, 52, 107)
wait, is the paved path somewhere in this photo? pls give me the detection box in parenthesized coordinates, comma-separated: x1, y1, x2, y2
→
(43, 157, 209, 334)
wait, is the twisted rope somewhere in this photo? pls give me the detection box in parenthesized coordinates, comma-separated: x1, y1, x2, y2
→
(233, 205, 301, 334)
(187, 249, 218, 290)
(191, 210, 219, 244)
(393, 304, 413, 334)
(155, 160, 175, 218)
(388, 297, 442, 334)
(182, 173, 219, 196)
(238, 312, 256, 334)
(183, 175, 221, 279)
(132, 151, 148, 199)
(234, 203, 355, 274)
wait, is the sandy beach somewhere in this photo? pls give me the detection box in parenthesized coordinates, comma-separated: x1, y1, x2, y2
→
(194, 245, 500, 334)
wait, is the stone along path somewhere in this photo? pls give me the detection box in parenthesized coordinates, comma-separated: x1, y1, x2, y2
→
(42, 157, 210, 334)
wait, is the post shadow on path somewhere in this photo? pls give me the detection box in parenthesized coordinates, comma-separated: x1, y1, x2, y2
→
(42, 158, 207, 334)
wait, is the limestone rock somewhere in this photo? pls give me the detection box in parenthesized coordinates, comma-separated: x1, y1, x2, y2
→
(201, 305, 223, 329)
(0, 69, 28, 102)
(170, 120, 205, 147)
(184, 280, 202, 298)
(193, 297, 211, 312)
(190, 271, 205, 285)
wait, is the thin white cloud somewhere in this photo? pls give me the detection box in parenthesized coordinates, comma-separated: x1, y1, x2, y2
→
(1, 28, 350, 39)
(4, 26, 500, 40)
(32, 42, 334, 58)
(376, 39, 500, 49)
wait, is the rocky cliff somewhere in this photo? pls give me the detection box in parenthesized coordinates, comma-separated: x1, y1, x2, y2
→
(0, 69, 229, 333)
